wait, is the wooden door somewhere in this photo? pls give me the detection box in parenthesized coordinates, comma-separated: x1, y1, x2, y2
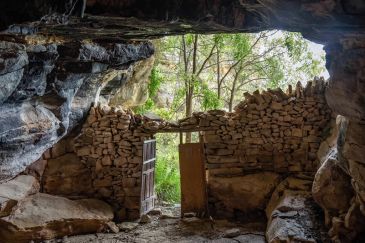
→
(179, 143, 207, 217)
(140, 139, 156, 215)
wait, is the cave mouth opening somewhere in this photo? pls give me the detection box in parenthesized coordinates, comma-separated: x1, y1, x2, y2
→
(0, 19, 337, 242)
(135, 31, 329, 217)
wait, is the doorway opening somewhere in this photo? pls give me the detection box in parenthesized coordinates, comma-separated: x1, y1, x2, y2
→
(154, 133, 181, 205)
(151, 131, 206, 217)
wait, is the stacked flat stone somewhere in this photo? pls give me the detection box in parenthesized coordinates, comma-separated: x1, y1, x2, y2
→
(202, 80, 331, 176)
(149, 79, 332, 176)
(74, 105, 154, 220)
(41, 78, 332, 221)
(201, 80, 331, 176)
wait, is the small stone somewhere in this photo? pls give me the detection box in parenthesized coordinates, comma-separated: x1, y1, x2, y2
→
(148, 208, 162, 216)
(234, 234, 266, 243)
(223, 228, 241, 238)
(210, 238, 237, 243)
(181, 217, 201, 223)
(292, 128, 303, 137)
(183, 212, 196, 218)
(139, 214, 151, 224)
(106, 221, 119, 233)
(117, 222, 139, 231)
(160, 212, 178, 219)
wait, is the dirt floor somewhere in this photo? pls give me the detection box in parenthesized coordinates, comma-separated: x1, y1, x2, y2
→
(55, 205, 267, 243)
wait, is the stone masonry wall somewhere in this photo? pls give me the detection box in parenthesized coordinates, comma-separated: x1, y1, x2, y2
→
(203, 80, 332, 176)
(73, 106, 154, 220)
(38, 106, 156, 220)
(37, 79, 333, 220)
(150, 79, 332, 175)
(159, 79, 333, 218)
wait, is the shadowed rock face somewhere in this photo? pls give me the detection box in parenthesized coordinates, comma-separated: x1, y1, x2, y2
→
(0, 36, 154, 181)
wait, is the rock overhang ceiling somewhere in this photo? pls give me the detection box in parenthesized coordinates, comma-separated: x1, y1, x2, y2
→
(1, 0, 365, 43)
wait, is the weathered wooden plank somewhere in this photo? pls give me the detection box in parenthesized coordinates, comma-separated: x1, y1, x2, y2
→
(179, 143, 207, 217)
(140, 139, 156, 215)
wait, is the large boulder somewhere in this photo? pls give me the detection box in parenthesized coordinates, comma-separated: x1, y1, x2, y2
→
(42, 153, 93, 198)
(266, 176, 322, 243)
(0, 175, 39, 217)
(312, 148, 353, 225)
(209, 172, 281, 216)
(0, 193, 114, 242)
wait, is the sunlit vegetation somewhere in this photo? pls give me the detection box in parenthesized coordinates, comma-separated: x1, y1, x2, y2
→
(135, 32, 327, 203)
(154, 133, 181, 203)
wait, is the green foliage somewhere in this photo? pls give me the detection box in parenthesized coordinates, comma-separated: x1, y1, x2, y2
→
(135, 32, 326, 202)
(149, 67, 163, 98)
(264, 57, 285, 88)
(155, 134, 181, 203)
(134, 67, 163, 115)
(231, 34, 251, 60)
(199, 82, 222, 110)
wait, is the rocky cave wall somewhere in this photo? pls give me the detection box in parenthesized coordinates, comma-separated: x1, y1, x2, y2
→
(0, 35, 154, 182)
(1, 0, 365, 242)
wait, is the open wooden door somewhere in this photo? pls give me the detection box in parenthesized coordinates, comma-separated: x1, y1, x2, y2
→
(179, 142, 207, 217)
(140, 139, 156, 215)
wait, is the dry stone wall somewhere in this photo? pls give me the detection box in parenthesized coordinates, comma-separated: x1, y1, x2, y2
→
(72, 106, 156, 220)
(38, 79, 333, 220)
(205, 80, 331, 176)
(154, 79, 332, 176)
(163, 79, 333, 218)
(38, 105, 161, 220)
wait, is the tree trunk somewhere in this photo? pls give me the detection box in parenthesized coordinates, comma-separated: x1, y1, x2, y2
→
(185, 89, 193, 142)
(228, 88, 235, 112)
(229, 72, 239, 112)
(216, 47, 221, 100)
(185, 35, 198, 143)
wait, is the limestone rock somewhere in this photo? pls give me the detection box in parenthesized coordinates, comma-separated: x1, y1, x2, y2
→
(0, 38, 154, 183)
(109, 56, 155, 108)
(0, 102, 60, 182)
(0, 175, 39, 217)
(148, 207, 162, 216)
(343, 122, 365, 164)
(42, 153, 93, 197)
(326, 39, 365, 121)
(233, 234, 266, 243)
(106, 221, 119, 233)
(266, 177, 321, 243)
(209, 172, 281, 215)
(0, 41, 28, 103)
(139, 214, 152, 224)
(0, 193, 113, 242)
(312, 148, 353, 224)
(118, 222, 139, 231)
(210, 238, 237, 243)
(23, 158, 48, 180)
(223, 228, 241, 238)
